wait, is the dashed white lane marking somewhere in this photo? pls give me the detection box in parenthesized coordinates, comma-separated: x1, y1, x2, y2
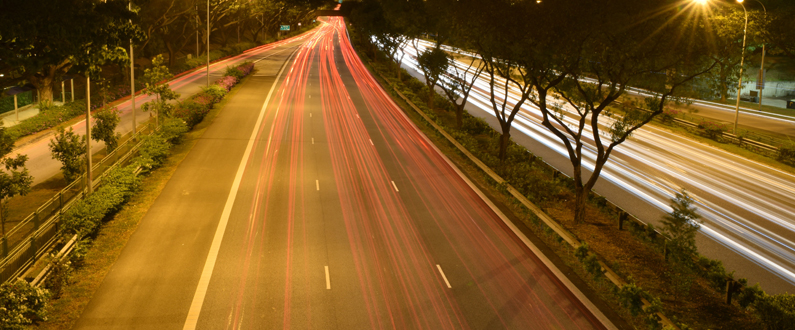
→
(325, 266, 331, 290)
(316, 180, 320, 191)
(437, 265, 452, 288)
(310, 113, 313, 118)
(369, 139, 374, 146)
(356, 114, 359, 118)
(391, 181, 399, 192)
(312, 138, 315, 145)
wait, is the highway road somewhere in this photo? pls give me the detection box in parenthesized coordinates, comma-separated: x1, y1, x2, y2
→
(401, 41, 795, 294)
(74, 18, 616, 329)
(14, 31, 316, 187)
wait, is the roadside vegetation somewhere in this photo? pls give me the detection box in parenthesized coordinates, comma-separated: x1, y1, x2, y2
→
(0, 59, 254, 329)
(346, 3, 795, 327)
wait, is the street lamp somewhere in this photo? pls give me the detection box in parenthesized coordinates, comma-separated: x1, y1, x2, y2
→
(734, 0, 749, 134)
(753, 0, 767, 112)
(207, 0, 210, 87)
(130, 1, 136, 135)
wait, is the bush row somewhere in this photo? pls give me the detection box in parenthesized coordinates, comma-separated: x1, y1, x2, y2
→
(172, 62, 253, 129)
(6, 101, 86, 141)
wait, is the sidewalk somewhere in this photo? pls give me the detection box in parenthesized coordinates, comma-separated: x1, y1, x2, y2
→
(0, 101, 65, 127)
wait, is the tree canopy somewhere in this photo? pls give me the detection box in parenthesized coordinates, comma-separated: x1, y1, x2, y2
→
(0, 0, 142, 103)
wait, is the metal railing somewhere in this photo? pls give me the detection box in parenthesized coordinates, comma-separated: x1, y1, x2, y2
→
(0, 122, 154, 283)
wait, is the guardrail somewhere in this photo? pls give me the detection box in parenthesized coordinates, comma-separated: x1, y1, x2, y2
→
(0, 122, 154, 284)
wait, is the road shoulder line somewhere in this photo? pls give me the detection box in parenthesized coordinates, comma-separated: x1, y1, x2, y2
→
(182, 45, 301, 330)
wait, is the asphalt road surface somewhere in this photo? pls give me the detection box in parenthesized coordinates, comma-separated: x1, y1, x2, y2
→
(74, 19, 616, 330)
(401, 41, 795, 294)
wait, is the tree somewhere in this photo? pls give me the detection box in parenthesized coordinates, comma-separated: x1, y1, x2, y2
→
(459, 0, 717, 222)
(416, 47, 449, 110)
(703, 7, 762, 102)
(0, 0, 141, 104)
(141, 55, 180, 127)
(350, 0, 410, 77)
(763, 2, 795, 58)
(92, 107, 122, 152)
(0, 124, 33, 238)
(439, 52, 484, 128)
(49, 127, 87, 184)
(661, 190, 702, 261)
(136, 0, 195, 67)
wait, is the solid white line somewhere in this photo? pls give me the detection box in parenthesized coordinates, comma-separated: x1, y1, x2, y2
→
(391, 181, 399, 192)
(316, 180, 320, 191)
(182, 46, 299, 330)
(325, 266, 331, 290)
(369, 139, 374, 146)
(436, 264, 452, 288)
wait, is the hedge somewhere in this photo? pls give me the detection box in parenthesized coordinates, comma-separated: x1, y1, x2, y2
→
(60, 164, 141, 239)
(6, 101, 86, 141)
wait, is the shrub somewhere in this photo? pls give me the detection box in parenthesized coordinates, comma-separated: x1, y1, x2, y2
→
(695, 256, 731, 290)
(736, 279, 763, 309)
(173, 99, 211, 129)
(237, 62, 255, 76)
(69, 239, 91, 267)
(91, 107, 122, 152)
(135, 134, 171, 172)
(201, 85, 227, 104)
(0, 279, 49, 329)
(659, 107, 682, 124)
(753, 293, 795, 330)
(44, 258, 72, 299)
(777, 142, 795, 166)
(159, 117, 189, 144)
(216, 76, 238, 92)
(224, 66, 244, 80)
(583, 254, 603, 281)
(48, 126, 86, 183)
(575, 242, 590, 262)
(696, 120, 727, 140)
(60, 165, 140, 238)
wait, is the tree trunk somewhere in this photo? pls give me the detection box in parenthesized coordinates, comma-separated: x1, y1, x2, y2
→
(719, 69, 729, 103)
(498, 131, 510, 162)
(574, 185, 588, 223)
(29, 73, 55, 106)
(456, 104, 464, 128)
(166, 42, 176, 68)
(427, 84, 435, 110)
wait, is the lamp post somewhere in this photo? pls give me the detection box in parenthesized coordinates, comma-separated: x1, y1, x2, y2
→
(207, 0, 210, 87)
(130, 1, 137, 135)
(754, 0, 767, 111)
(733, 0, 749, 135)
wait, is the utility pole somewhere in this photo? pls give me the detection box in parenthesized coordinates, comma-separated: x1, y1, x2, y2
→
(733, 3, 748, 135)
(86, 75, 93, 195)
(196, 5, 200, 59)
(757, 0, 767, 112)
(130, 1, 137, 135)
(207, 0, 210, 87)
